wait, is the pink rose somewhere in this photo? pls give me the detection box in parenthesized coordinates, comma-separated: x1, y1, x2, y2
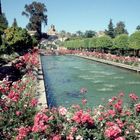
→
(105, 125, 121, 139)
(16, 111, 22, 116)
(53, 135, 61, 140)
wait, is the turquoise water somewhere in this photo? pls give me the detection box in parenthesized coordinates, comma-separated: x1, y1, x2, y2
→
(41, 55, 140, 107)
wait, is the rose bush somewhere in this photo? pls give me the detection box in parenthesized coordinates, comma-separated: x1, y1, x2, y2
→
(1, 49, 140, 140)
(0, 50, 39, 139)
(14, 92, 140, 140)
(58, 49, 139, 66)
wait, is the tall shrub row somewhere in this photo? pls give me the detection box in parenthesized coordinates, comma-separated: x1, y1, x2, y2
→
(63, 31, 140, 57)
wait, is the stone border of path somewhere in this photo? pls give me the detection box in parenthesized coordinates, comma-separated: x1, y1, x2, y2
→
(37, 55, 48, 107)
(75, 54, 140, 73)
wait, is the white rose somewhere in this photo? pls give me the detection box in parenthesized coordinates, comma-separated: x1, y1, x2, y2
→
(76, 135, 83, 140)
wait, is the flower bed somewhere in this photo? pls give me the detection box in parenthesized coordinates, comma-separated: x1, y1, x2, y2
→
(0, 49, 39, 139)
(58, 49, 139, 67)
(81, 51, 139, 67)
(0, 49, 140, 140)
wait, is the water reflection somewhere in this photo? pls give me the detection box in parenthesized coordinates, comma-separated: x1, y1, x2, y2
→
(97, 88, 113, 91)
(41, 55, 140, 107)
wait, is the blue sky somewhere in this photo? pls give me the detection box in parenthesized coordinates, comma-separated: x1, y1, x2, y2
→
(2, 0, 140, 34)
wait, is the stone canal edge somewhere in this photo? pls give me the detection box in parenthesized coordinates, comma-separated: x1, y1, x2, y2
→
(37, 55, 48, 108)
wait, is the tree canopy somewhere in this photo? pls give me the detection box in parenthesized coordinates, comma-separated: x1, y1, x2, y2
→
(76, 30, 83, 37)
(129, 31, 140, 50)
(113, 34, 129, 50)
(84, 30, 96, 38)
(4, 27, 32, 53)
(0, 13, 8, 34)
(115, 21, 128, 36)
(136, 25, 140, 31)
(22, 1, 47, 37)
(96, 36, 113, 50)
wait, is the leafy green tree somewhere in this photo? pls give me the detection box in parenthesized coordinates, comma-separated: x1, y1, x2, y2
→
(71, 33, 77, 38)
(63, 39, 84, 50)
(105, 19, 115, 38)
(136, 25, 140, 31)
(76, 30, 83, 37)
(84, 30, 96, 38)
(12, 18, 18, 28)
(4, 27, 32, 54)
(64, 38, 97, 51)
(31, 35, 38, 47)
(22, 1, 47, 37)
(64, 40, 75, 50)
(114, 21, 128, 36)
(96, 36, 113, 52)
(89, 37, 97, 51)
(129, 31, 140, 56)
(83, 38, 90, 49)
(113, 34, 129, 55)
(0, 13, 8, 35)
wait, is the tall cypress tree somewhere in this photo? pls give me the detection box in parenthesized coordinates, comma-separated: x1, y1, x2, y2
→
(12, 18, 18, 28)
(105, 19, 115, 38)
(0, 0, 8, 35)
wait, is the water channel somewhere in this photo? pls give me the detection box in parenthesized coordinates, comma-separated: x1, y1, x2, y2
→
(41, 55, 140, 107)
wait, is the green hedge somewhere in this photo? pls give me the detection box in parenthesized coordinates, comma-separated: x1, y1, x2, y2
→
(63, 31, 140, 56)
